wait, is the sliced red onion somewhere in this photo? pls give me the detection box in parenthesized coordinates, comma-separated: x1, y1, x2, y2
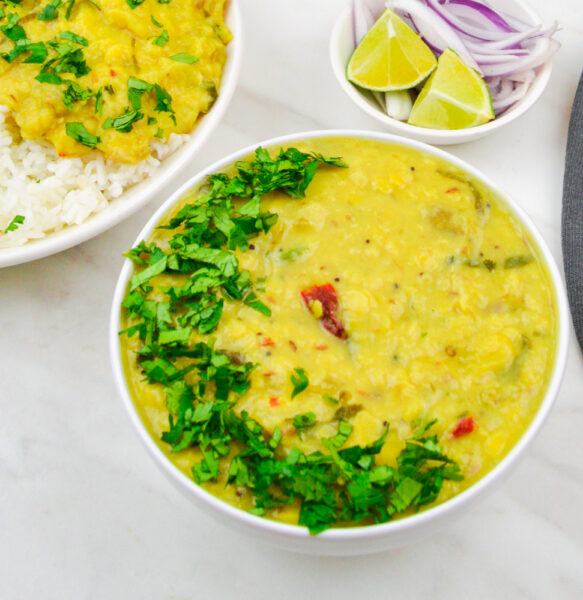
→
(480, 38, 559, 77)
(446, 1, 515, 32)
(473, 51, 530, 65)
(386, 0, 481, 71)
(507, 69, 536, 84)
(385, 90, 414, 120)
(461, 25, 544, 52)
(492, 81, 529, 113)
(487, 76, 513, 100)
(372, 90, 387, 111)
(423, 0, 515, 41)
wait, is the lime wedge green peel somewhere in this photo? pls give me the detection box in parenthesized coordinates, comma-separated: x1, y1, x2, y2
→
(347, 8, 437, 92)
(408, 48, 495, 130)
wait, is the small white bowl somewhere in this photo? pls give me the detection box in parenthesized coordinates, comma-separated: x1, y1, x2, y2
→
(0, 1, 242, 268)
(110, 130, 569, 556)
(330, 0, 553, 145)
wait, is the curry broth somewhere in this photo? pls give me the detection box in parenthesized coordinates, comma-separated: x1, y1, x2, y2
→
(121, 138, 557, 525)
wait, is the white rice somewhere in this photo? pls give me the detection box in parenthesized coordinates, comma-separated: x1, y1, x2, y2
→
(0, 104, 189, 249)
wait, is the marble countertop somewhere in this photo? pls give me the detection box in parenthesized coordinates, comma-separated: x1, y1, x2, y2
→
(1, 1, 582, 598)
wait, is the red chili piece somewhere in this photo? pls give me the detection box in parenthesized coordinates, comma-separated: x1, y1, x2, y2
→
(301, 283, 347, 339)
(452, 416, 477, 438)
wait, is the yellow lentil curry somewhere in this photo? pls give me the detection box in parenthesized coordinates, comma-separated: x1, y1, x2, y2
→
(0, 0, 230, 163)
(120, 138, 557, 533)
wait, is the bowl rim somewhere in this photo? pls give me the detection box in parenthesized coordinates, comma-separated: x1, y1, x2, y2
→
(329, 0, 553, 143)
(0, 0, 243, 269)
(110, 128, 569, 543)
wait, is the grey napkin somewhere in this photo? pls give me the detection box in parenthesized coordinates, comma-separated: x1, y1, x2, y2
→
(562, 70, 583, 351)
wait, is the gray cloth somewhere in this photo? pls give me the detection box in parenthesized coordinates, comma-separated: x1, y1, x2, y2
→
(562, 69, 583, 351)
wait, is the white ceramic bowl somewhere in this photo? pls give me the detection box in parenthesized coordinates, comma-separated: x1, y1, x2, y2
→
(110, 130, 569, 556)
(0, 1, 242, 268)
(330, 0, 553, 145)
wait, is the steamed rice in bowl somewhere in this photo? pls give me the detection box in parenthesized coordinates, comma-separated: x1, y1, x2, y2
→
(0, 0, 240, 260)
(0, 106, 189, 249)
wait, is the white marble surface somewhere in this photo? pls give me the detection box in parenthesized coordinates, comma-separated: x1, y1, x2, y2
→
(1, 0, 583, 597)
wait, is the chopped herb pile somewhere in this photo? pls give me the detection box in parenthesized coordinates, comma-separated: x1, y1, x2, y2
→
(120, 147, 461, 534)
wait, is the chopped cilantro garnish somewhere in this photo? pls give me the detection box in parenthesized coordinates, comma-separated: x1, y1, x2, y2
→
(151, 29, 168, 46)
(2, 39, 48, 64)
(103, 107, 143, 133)
(290, 368, 309, 399)
(95, 87, 103, 115)
(64, 0, 75, 19)
(126, 0, 145, 8)
(1, 13, 26, 42)
(115, 148, 461, 535)
(38, 0, 62, 20)
(169, 53, 198, 64)
(59, 30, 88, 46)
(293, 412, 316, 431)
(65, 122, 100, 148)
(62, 81, 93, 110)
(153, 83, 173, 115)
(36, 40, 90, 83)
(4, 214, 25, 233)
(127, 76, 153, 109)
(35, 71, 62, 84)
(150, 14, 163, 27)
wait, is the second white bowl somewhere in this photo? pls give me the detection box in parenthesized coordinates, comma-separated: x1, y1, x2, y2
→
(329, 0, 553, 145)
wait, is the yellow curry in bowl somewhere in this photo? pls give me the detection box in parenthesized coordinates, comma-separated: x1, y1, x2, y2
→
(119, 137, 557, 533)
(0, 0, 230, 163)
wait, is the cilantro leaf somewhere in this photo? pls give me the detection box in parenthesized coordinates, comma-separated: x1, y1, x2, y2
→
(1, 14, 26, 43)
(103, 107, 143, 133)
(290, 368, 309, 398)
(127, 76, 153, 110)
(95, 87, 103, 115)
(4, 214, 25, 233)
(64, 0, 75, 19)
(169, 53, 198, 64)
(153, 83, 174, 116)
(151, 29, 168, 46)
(65, 122, 100, 148)
(38, 0, 62, 21)
(62, 81, 94, 110)
(59, 30, 88, 46)
(293, 412, 316, 431)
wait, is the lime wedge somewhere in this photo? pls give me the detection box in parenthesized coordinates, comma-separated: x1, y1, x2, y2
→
(347, 9, 437, 92)
(408, 48, 495, 129)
